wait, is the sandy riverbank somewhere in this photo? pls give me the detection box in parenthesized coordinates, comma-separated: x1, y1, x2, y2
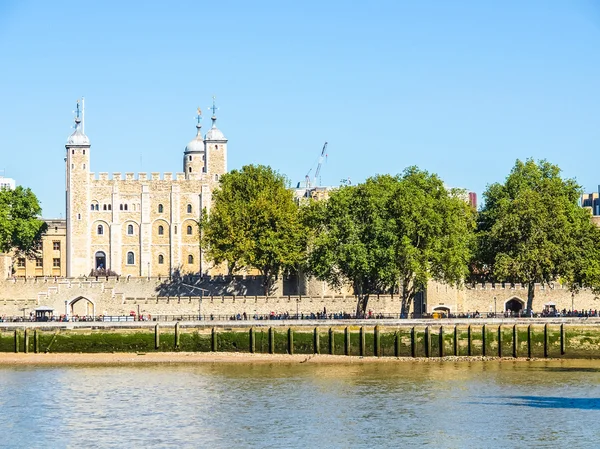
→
(0, 352, 559, 365)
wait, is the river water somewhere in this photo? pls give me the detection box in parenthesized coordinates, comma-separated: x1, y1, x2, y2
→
(0, 360, 599, 448)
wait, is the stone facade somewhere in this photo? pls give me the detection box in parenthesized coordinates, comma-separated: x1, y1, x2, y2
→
(65, 104, 227, 278)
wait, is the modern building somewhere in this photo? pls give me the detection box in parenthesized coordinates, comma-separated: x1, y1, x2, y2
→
(0, 177, 16, 190)
(65, 100, 227, 278)
(581, 187, 600, 226)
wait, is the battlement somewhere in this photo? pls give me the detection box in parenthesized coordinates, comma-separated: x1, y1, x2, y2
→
(89, 172, 209, 183)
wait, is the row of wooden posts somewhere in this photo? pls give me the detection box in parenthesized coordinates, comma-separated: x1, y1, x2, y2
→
(162, 322, 566, 357)
(10, 323, 566, 357)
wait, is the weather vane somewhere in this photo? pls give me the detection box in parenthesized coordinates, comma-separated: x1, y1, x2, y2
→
(210, 96, 218, 116)
(196, 107, 202, 124)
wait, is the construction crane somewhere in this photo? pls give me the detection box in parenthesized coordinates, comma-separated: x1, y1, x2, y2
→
(305, 142, 328, 190)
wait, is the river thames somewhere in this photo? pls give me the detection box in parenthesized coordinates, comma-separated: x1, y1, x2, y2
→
(0, 359, 599, 448)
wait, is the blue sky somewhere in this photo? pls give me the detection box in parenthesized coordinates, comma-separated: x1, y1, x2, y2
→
(1, 0, 599, 218)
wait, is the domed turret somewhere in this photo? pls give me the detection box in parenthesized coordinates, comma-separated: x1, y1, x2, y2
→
(204, 97, 227, 177)
(67, 103, 90, 146)
(183, 108, 206, 180)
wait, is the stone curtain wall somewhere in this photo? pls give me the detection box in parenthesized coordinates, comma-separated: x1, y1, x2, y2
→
(0, 276, 598, 317)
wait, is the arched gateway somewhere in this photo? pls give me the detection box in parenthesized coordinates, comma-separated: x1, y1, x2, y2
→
(67, 296, 96, 317)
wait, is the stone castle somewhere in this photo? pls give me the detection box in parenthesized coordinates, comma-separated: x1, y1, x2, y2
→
(66, 101, 226, 278)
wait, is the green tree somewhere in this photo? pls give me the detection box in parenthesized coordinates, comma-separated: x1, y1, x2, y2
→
(200, 165, 306, 294)
(0, 186, 47, 256)
(477, 159, 600, 312)
(305, 168, 475, 317)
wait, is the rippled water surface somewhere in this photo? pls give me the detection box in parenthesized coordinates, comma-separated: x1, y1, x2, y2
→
(0, 360, 599, 448)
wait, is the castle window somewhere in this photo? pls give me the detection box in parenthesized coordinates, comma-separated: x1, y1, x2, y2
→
(124, 204, 128, 211)
(35, 258, 43, 268)
(187, 204, 192, 213)
(77, 214, 81, 220)
(202, 167, 206, 173)
(189, 155, 192, 161)
(188, 255, 194, 264)
(97, 224, 104, 235)
(158, 204, 163, 213)
(108, 204, 112, 211)
(174, 226, 177, 234)
(17, 258, 25, 268)
(119, 204, 123, 211)
(72, 150, 74, 155)
(83, 164, 86, 169)
(95, 204, 99, 211)
(158, 255, 164, 264)
(83, 150, 85, 155)
(187, 225, 193, 235)
(90, 204, 94, 211)
(126, 252, 135, 265)
(215, 174, 219, 182)
(53, 258, 61, 268)
(188, 167, 192, 173)
(158, 225, 164, 235)
(53, 241, 60, 251)
(103, 204, 107, 211)
(127, 224, 134, 235)
(215, 145, 218, 150)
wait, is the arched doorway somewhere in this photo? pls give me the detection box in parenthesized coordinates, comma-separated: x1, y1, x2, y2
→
(505, 297, 525, 315)
(95, 251, 106, 270)
(67, 296, 96, 318)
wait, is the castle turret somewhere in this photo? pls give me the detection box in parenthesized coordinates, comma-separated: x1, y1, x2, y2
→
(65, 99, 91, 277)
(204, 98, 227, 179)
(184, 108, 206, 180)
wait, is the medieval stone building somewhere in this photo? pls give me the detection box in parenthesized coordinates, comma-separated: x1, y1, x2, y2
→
(65, 101, 227, 278)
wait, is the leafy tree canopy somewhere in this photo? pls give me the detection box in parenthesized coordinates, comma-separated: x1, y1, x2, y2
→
(200, 165, 306, 294)
(0, 186, 47, 256)
(476, 158, 600, 311)
(305, 167, 475, 316)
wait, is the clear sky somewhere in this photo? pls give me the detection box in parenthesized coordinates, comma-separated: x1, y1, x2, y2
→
(1, 0, 599, 218)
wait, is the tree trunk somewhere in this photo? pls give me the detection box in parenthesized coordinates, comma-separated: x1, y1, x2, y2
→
(354, 282, 369, 318)
(400, 278, 414, 318)
(526, 282, 535, 315)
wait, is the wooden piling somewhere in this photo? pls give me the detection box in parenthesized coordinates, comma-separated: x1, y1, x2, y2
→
(314, 328, 320, 354)
(24, 329, 28, 354)
(269, 327, 275, 354)
(14, 330, 18, 353)
(425, 326, 430, 358)
(154, 324, 160, 349)
(512, 325, 518, 358)
(374, 325, 381, 357)
(482, 324, 486, 357)
(467, 325, 472, 356)
(394, 332, 400, 357)
(410, 327, 416, 358)
(329, 328, 334, 355)
(453, 325, 458, 356)
(34, 329, 39, 354)
(527, 324, 532, 359)
(344, 327, 350, 356)
(543, 323, 548, 358)
(439, 326, 444, 358)
(249, 328, 255, 353)
(210, 327, 217, 352)
(359, 327, 365, 356)
(174, 322, 180, 349)
(497, 325, 502, 358)
(288, 328, 294, 355)
(560, 323, 565, 355)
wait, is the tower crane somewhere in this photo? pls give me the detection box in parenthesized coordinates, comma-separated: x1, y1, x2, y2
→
(305, 142, 328, 190)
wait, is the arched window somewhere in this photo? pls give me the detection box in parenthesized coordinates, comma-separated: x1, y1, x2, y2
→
(127, 252, 135, 265)
(108, 204, 112, 211)
(158, 204, 163, 213)
(158, 254, 164, 264)
(187, 204, 192, 213)
(188, 255, 194, 264)
(95, 204, 99, 211)
(188, 167, 192, 173)
(97, 224, 104, 235)
(214, 174, 219, 182)
(187, 225, 193, 235)
(124, 204, 128, 211)
(174, 225, 177, 234)
(215, 144, 218, 150)
(119, 204, 123, 211)
(189, 155, 192, 161)
(158, 225, 164, 235)
(127, 224, 134, 235)
(90, 204, 94, 211)
(103, 204, 107, 211)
